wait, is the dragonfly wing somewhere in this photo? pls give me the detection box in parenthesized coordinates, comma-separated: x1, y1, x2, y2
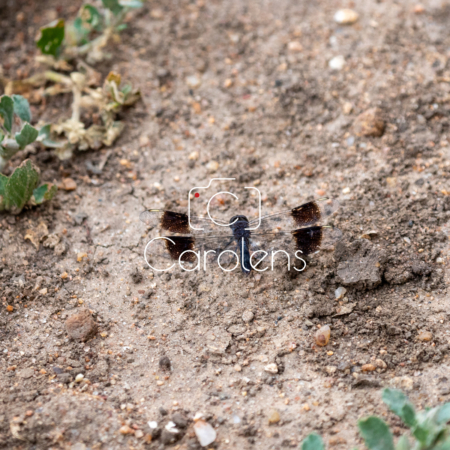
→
(139, 209, 230, 236)
(250, 226, 342, 256)
(247, 198, 339, 233)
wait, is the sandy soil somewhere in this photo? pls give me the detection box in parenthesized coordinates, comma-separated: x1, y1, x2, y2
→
(1, 0, 450, 448)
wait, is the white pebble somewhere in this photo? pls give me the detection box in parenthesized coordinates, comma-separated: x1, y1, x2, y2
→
(287, 41, 303, 53)
(75, 374, 84, 382)
(264, 363, 278, 374)
(165, 421, 179, 433)
(334, 9, 359, 25)
(342, 187, 351, 194)
(194, 419, 217, 447)
(329, 55, 345, 70)
(186, 75, 201, 89)
(335, 286, 347, 300)
(148, 421, 158, 429)
(242, 310, 254, 323)
(206, 160, 219, 172)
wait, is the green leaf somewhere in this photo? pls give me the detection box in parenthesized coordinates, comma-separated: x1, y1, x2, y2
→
(12, 95, 32, 123)
(38, 124, 51, 140)
(301, 433, 325, 450)
(116, 23, 128, 31)
(412, 420, 444, 446)
(434, 437, 450, 450)
(0, 130, 4, 145)
(0, 95, 14, 133)
(382, 389, 416, 427)
(358, 417, 394, 450)
(102, 0, 123, 15)
(31, 183, 57, 205)
(0, 173, 6, 197)
(395, 435, 410, 450)
(83, 5, 102, 30)
(38, 124, 66, 148)
(36, 19, 65, 56)
(0, 159, 40, 213)
(73, 17, 89, 45)
(119, 0, 143, 7)
(401, 404, 417, 428)
(15, 123, 39, 150)
(437, 404, 450, 425)
(0, 138, 20, 163)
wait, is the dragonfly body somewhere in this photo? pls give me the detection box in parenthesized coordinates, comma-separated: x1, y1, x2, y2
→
(229, 215, 251, 274)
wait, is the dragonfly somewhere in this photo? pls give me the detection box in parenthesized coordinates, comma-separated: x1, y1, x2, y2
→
(139, 198, 341, 274)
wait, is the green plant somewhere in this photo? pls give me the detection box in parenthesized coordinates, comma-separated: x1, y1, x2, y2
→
(0, 95, 39, 172)
(39, 71, 140, 159)
(299, 389, 450, 450)
(37, 0, 143, 65)
(0, 159, 57, 214)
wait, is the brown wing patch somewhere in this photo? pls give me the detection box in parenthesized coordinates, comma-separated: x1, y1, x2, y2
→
(165, 236, 196, 261)
(291, 201, 321, 227)
(292, 226, 323, 255)
(161, 211, 190, 234)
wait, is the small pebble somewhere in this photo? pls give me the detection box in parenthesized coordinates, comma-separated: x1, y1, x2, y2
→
(206, 160, 219, 172)
(335, 287, 347, 300)
(186, 75, 201, 89)
(172, 413, 188, 428)
(6, 305, 13, 312)
(65, 309, 98, 341)
(75, 373, 84, 382)
(159, 356, 171, 371)
(135, 430, 144, 439)
(264, 363, 278, 374)
(353, 107, 385, 137)
(61, 178, 77, 191)
(342, 102, 353, 114)
(375, 359, 387, 369)
(77, 252, 88, 262)
(361, 364, 376, 372)
(342, 187, 351, 194)
(120, 425, 133, 435)
(234, 364, 242, 372)
(417, 331, 433, 342)
(194, 420, 216, 447)
(150, 8, 164, 19)
(287, 41, 303, 52)
(242, 310, 254, 323)
(268, 410, 280, 425)
(329, 55, 345, 70)
(314, 325, 331, 347)
(139, 135, 150, 147)
(334, 9, 359, 25)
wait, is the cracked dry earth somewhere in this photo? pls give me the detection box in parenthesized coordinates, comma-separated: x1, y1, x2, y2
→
(1, 0, 450, 448)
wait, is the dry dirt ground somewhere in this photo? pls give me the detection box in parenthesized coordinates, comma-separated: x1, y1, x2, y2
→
(1, 0, 450, 449)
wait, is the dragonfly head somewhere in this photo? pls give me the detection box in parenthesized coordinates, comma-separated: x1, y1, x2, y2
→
(229, 215, 250, 231)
